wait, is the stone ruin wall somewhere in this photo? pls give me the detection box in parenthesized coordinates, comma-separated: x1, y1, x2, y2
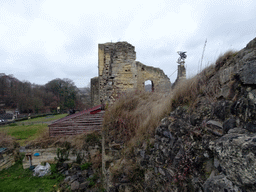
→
(91, 77, 100, 107)
(91, 42, 171, 106)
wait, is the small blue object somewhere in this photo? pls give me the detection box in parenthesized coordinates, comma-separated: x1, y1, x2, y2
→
(34, 153, 40, 156)
(29, 165, 35, 170)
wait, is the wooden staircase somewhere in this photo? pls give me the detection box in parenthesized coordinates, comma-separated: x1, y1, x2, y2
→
(49, 105, 104, 137)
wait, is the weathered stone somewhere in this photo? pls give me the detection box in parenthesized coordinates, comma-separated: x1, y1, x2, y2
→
(248, 89, 256, 104)
(206, 120, 223, 136)
(70, 175, 79, 183)
(239, 61, 256, 84)
(154, 143, 159, 150)
(139, 150, 145, 158)
(64, 170, 69, 176)
(246, 37, 256, 49)
(209, 133, 256, 187)
(213, 100, 231, 121)
(163, 130, 172, 139)
(220, 84, 231, 98)
(190, 113, 201, 126)
(219, 66, 235, 85)
(244, 122, 256, 133)
(158, 167, 166, 176)
(228, 127, 247, 134)
(91, 77, 100, 106)
(0, 152, 15, 171)
(161, 137, 169, 144)
(223, 118, 236, 134)
(79, 181, 89, 190)
(144, 170, 154, 182)
(207, 120, 223, 129)
(213, 157, 221, 171)
(203, 174, 241, 192)
(160, 117, 169, 128)
(71, 181, 79, 191)
(64, 176, 71, 183)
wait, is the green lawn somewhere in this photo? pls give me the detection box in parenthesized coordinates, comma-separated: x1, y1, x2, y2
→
(0, 114, 69, 191)
(0, 161, 63, 192)
(0, 124, 48, 146)
(0, 114, 67, 146)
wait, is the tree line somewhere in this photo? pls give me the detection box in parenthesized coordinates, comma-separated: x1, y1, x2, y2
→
(0, 74, 90, 114)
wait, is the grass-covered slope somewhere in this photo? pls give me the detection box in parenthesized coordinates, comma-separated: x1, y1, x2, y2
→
(101, 37, 256, 191)
(0, 160, 63, 192)
(0, 114, 67, 146)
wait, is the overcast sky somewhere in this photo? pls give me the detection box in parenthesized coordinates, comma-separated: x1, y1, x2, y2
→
(1, 0, 256, 88)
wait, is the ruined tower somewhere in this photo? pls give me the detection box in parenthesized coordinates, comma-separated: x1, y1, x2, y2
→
(91, 42, 171, 106)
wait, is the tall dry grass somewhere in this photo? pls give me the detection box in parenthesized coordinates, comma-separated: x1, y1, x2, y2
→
(171, 64, 220, 108)
(103, 49, 238, 148)
(103, 91, 172, 146)
(215, 50, 238, 71)
(27, 129, 101, 150)
(0, 132, 19, 150)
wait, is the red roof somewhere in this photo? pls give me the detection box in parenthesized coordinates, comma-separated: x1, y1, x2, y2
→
(50, 105, 103, 126)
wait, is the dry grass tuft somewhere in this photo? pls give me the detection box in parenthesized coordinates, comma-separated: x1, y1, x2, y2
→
(27, 130, 101, 150)
(0, 132, 19, 150)
(171, 64, 220, 109)
(103, 91, 172, 146)
(91, 150, 102, 169)
(215, 50, 238, 71)
(103, 63, 222, 149)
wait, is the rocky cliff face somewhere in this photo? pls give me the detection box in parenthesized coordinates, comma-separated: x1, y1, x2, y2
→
(102, 37, 256, 192)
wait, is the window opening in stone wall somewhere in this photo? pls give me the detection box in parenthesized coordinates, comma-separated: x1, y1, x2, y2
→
(144, 80, 154, 92)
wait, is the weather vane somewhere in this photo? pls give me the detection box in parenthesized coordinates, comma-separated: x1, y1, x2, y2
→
(177, 51, 187, 65)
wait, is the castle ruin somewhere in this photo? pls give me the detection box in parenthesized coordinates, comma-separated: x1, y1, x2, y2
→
(91, 42, 171, 106)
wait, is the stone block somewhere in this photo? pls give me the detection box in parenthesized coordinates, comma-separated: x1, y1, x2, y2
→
(239, 61, 256, 84)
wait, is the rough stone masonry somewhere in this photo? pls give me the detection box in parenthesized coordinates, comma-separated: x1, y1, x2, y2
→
(91, 42, 171, 106)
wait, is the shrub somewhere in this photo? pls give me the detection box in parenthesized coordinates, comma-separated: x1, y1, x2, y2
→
(81, 162, 92, 170)
(55, 147, 69, 163)
(9, 123, 18, 126)
(50, 163, 58, 174)
(75, 151, 85, 164)
(85, 132, 101, 145)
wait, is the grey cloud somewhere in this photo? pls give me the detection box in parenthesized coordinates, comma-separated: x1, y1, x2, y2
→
(65, 34, 94, 56)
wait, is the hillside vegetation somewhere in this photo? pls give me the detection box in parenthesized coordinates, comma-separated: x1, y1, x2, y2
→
(0, 76, 87, 114)
(103, 91, 172, 146)
(102, 38, 256, 191)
